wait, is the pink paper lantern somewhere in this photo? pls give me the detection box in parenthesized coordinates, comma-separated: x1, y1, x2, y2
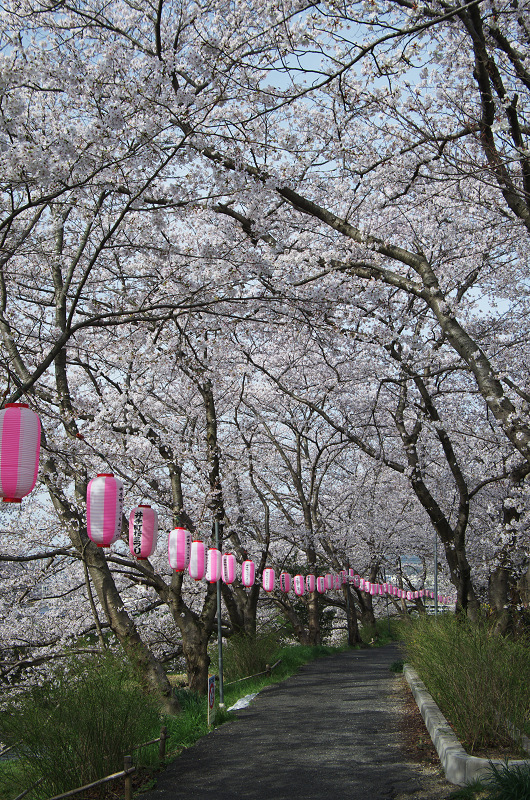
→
(222, 553, 236, 584)
(206, 547, 222, 583)
(279, 572, 291, 593)
(87, 473, 124, 548)
(407, 591, 413, 600)
(334, 575, 341, 590)
(324, 573, 333, 590)
(316, 576, 325, 593)
(242, 559, 255, 587)
(377, 584, 384, 595)
(293, 575, 305, 596)
(262, 567, 275, 592)
(392, 586, 399, 597)
(354, 574, 361, 587)
(0, 403, 41, 503)
(348, 568, 355, 583)
(189, 540, 206, 580)
(129, 504, 158, 560)
(370, 584, 377, 595)
(306, 574, 316, 593)
(339, 570, 347, 584)
(168, 528, 192, 572)
(359, 578, 365, 591)
(413, 590, 419, 599)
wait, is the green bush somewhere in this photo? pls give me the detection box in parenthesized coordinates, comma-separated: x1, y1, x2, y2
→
(0, 652, 161, 800)
(222, 627, 281, 682)
(400, 615, 530, 754)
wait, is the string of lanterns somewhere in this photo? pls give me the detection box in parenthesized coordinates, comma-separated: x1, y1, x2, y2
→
(0, 406, 454, 609)
(85, 474, 455, 605)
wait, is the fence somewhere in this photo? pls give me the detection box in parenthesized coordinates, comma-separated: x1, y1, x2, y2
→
(12, 727, 168, 800)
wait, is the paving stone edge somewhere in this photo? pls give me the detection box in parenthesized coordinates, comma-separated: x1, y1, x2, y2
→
(403, 664, 530, 786)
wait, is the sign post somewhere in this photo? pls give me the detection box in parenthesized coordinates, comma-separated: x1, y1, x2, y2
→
(208, 674, 216, 727)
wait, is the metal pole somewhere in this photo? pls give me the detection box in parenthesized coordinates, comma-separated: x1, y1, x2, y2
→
(434, 532, 439, 617)
(384, 570, 390, 636)
(215, 518, 225, 708)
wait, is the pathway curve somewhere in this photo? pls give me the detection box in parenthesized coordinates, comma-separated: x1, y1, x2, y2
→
(144, 644, 453, 800)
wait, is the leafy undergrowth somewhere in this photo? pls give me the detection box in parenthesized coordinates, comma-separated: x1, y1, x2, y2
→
(449, 761, 530, 800)
(400, 615, 530, 755)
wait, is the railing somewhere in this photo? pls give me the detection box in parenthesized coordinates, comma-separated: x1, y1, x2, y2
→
(12, 726, 168, 800)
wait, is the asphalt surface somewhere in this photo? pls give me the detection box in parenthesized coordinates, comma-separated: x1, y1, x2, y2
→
(144, 644, 447, 800)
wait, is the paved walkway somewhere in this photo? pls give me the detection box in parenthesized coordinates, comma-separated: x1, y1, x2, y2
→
(144, 644, 452, 800)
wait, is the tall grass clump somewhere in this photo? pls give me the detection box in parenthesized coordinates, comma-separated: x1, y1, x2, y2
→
(0, 652, 162, 800)
(400, 615, 530, 754)
(222, 627, 281, 683)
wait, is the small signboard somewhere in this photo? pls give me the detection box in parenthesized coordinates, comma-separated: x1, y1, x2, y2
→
(208, 674, 216, 726)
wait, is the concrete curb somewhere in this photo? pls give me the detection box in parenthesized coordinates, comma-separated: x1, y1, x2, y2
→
(403, 664, 530, 786)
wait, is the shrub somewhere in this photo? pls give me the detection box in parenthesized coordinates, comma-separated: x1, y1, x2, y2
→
(222, 627, 281, 682)
(400, 615, 530, 754)
(485, 760, 530, 800)
(0, 652, 161, 800)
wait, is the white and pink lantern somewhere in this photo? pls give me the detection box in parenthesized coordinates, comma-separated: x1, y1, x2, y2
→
(279, 572, 291, 593)
(354, 574, 361, 588)
(370, 584, 377, 595)
(316, 576, 325, 593)
(392, 586, 399, 597)
(87, 473, 124, 548)
(189, 540, 206, 581)
(222, 553, 236, 584)
(407, 591, 413, 600)
(305, 574, 316, 593)
(334, 575, 341, 590)
(340, 570, 347, 584)
(413, 590, 419, 599)
(242, 559, 255, 587)
(205, 547, 222, 583)
(359, 578, 365, 591)
(0, 403, 41, 503)
(262, 567, 275, 592)
(293, 575, 305, 596)
(348, 569, 355, 584)
(168, 528, 192, 572)
(324, 573, 333, 590)
(129, 504, 158, 560)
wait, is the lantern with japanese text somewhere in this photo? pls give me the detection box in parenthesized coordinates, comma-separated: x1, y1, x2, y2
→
(129, 505, 158, 560)
(87, 473, 124, 548)
(189, 540, 206, 581)
(205, 548, 222, 582)
(324, 573, 333, 590)
(0, 404, 41, 503)
(316, 576, 325, 593)
(293, 575, 305, 596)
(305, 574, 315, 593)
(262, 567, 275, 592)
(168, 528, 192, 572)
(279, 572, 291, 593)
(222, 553, 236, 584)
(242, 559, 255, 587)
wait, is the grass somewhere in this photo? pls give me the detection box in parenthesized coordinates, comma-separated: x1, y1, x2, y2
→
(448, 762, 530, 800)
(400, 614, 530, 754)
(0, 652, 162, 800)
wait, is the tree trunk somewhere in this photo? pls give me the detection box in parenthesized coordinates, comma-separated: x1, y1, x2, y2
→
(307, 592, 321, 646)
